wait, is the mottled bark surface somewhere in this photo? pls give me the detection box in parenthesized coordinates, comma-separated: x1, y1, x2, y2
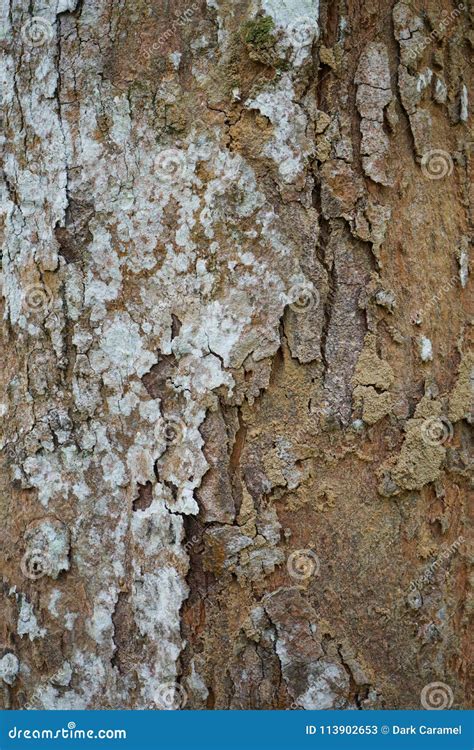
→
(0, 0, 472, 711)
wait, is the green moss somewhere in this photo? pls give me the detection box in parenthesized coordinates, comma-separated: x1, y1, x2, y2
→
(243, 16, 276, 49)
(241, 15, 283, 67)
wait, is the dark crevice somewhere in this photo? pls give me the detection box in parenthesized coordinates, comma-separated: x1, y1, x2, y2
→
(313, 191, 334, 380)
(132, 481, 153, 512)
(54, 200, 94, 264)
(171, 314, 182, 340)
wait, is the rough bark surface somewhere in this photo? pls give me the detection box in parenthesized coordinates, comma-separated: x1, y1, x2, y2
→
(0, 0, 472, 710)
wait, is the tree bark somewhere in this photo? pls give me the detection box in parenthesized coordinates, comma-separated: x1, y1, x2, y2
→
(0, 0, 472, 710)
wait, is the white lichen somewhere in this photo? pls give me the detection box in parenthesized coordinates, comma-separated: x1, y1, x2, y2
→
(17, 598, 46, 641)
(23, 519, 70, 579)
(296, 661, 348, 709)
(246, 74, 313, 183)
(458, 246, 469, 288)
(460, 84, 469, 122)
(1, 5, 323, 708)
(0, 653, 20, 685)
(419, 336, 433, 362)
(258, 0, 319, 66)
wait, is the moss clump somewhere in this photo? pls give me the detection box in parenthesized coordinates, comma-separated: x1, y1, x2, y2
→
(242, 15, 283, 66)
(243, 16, 276, 49)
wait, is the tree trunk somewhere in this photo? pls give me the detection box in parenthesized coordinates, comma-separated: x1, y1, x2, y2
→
(0, 0, 471, 711)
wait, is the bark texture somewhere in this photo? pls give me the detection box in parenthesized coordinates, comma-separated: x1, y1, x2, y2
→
(0, 0, 472, 710)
